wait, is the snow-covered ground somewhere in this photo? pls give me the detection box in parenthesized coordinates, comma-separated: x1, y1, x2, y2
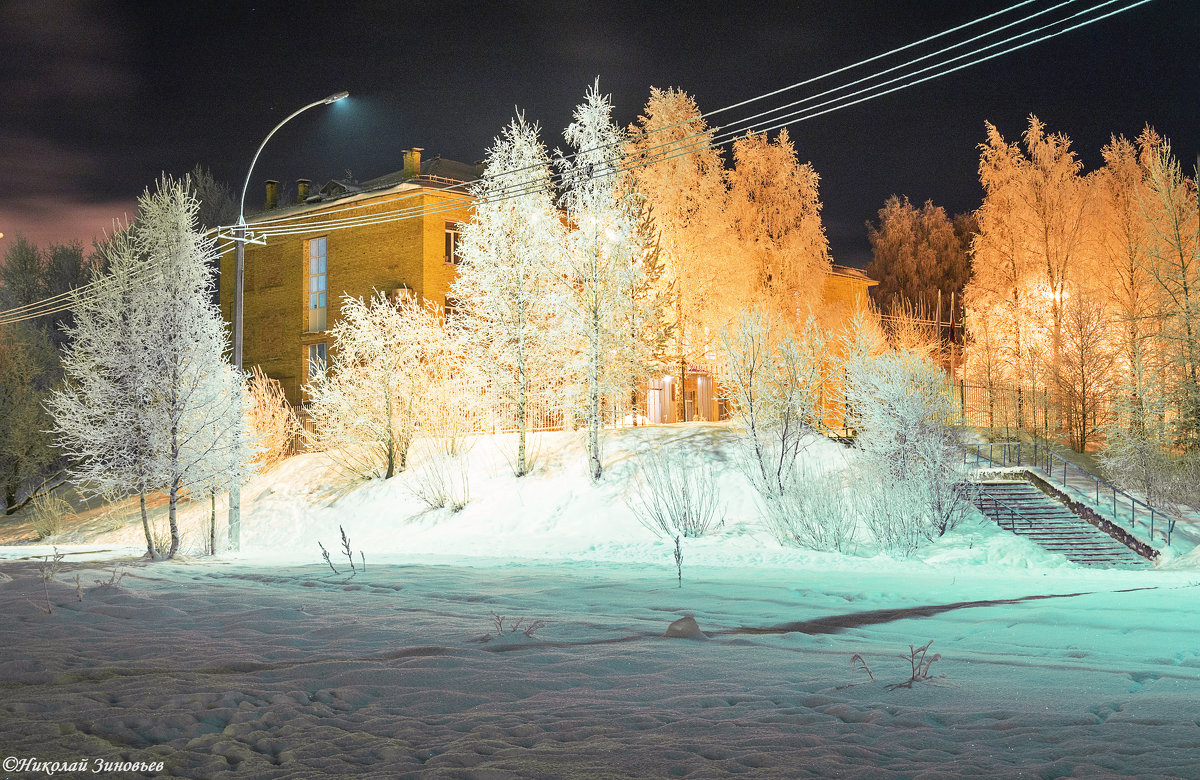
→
(3, 424, 1199, 777)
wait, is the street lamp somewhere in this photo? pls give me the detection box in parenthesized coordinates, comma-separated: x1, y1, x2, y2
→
(228, 90, 348, 551)
(233, 89, 348, 370)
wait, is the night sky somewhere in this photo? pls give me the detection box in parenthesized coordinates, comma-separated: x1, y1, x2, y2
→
(2, 0, 1197, 268)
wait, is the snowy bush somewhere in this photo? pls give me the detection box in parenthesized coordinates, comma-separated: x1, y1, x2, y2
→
(854, 475, 928, 557)
(628, 448, 724, 540)
(29, 493, 73, 541)
(245, 366, 300, 470)
(306, 292, 461, 482)
(409, 443, 471, 513)
(724, 308, 865, 553)
(847, 350, 970, 552)
(761, 468, 857, 553)
(722, 307, 827, 503)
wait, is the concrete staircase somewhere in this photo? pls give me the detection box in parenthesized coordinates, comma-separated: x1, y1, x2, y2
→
(972, 481, 1152, 568)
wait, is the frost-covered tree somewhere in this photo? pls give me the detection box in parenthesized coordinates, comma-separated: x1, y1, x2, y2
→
(1138, 130, 1200, 449)
(728, 128, 830, 320)
(306, 292, 448, 480)
(866, 195, 972, 317)
(964, 117, 1093, 437)
(1056, 282, 1117, 451)
(48, 177, 237, 559)
(618, 188, 674, 421)
(847, 350, 968, 553)
(558, 81, 648, 480)
(965, 122, 1040, 426)
(451, 113, 567, 476)
(628, 88, 738, 420)
(1096, 134, 1161, 442)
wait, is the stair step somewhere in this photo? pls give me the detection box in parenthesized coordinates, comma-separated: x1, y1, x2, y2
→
(971, 480, 1149, 568)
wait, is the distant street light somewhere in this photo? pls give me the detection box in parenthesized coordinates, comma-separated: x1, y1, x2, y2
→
(228, 90, 348, 551)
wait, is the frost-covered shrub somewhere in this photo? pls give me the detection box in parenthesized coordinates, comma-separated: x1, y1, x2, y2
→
(723, 307, 826, 501)
(628, 448, 724, 540)
(306, 293, 467, 482)
(847, 350, 969, 552)
(761, 468, 857, 553)
(30, 493, 73, 540)
(244, 366, 300, 469)
(855, 474, 927, 557)
(409, 442, 471, 513)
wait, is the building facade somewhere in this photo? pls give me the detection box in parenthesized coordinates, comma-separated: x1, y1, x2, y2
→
(219, 150, 477, 407)
(221, 150, 877, 425)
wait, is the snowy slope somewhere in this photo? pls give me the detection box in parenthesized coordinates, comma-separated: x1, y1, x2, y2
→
(83, 423, 1082, 573)
(4, 424, 1198, 777)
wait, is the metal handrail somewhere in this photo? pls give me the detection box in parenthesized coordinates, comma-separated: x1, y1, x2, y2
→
(968, 483, 1040, 534)
(962, 441, 1177, 545)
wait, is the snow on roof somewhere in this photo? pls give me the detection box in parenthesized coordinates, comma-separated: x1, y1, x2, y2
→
(829, 264, 876, 284)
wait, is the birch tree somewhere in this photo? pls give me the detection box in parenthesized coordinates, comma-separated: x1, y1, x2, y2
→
(558, 81, 644, 480)
(450, 113, 566, 476)
(728, 129, 830, 320)
(49, 177, 236, 559)
(966, 122, 1036, 417)
(1138, 130, 1200, 449)
(1097, 134, 1160, 440)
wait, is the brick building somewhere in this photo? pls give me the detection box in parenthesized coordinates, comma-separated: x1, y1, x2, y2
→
(220, 149, 876, 424)
(219, 149, 478, 407)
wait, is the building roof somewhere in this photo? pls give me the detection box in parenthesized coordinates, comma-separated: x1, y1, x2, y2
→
(828, 264, 877, 285)
(248, 155, 482, 223)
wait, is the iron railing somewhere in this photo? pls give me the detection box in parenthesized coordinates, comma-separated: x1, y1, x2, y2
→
(968, 483, 1039, 533)
(963, 441, 1176, 545)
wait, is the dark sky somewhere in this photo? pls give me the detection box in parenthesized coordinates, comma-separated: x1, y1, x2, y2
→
(2, 0, 1197, 268)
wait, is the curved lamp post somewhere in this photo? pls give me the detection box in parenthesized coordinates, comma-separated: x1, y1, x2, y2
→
(233, 90, 348, 370)
(229, 90, 348, 551)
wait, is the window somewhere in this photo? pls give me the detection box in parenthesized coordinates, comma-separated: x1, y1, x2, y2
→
(307, 342, 327, 383)
(443, 295, 460, 324)
(307, 236, 327, 332)
(444, 222, 463, 264)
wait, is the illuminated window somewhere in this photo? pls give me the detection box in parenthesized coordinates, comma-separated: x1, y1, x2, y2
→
(307, 236, 327, 332)
(444, 222, 463, 264)
(307, 342, 327, 383)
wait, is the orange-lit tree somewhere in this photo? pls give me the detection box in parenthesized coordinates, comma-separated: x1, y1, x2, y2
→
(727, 128, 830, 322)
(627, 88, 738, 421)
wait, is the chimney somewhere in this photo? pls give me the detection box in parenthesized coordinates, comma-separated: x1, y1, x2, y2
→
(296, 179, 311, 203)
(403, 147, 424, 180)
(264, 180, 279, 210)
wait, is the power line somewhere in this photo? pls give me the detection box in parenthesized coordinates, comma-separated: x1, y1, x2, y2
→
(225, 0, 1049, 233)
(0, 0, 1153, 324)
(238, 0, 1142, 241)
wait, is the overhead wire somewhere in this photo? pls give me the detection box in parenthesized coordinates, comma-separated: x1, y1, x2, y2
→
(240, 0, 1143, 240)
(0, 0, 1153, 324)
(224, 0, 1047, 232)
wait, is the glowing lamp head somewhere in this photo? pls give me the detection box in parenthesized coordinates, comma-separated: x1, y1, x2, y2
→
(323, 91, 350, 104)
